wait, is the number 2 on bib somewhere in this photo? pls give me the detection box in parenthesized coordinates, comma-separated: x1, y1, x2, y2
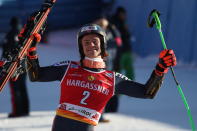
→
(80, 91, 90, 105)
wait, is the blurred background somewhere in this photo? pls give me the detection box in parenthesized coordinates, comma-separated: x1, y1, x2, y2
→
(0, 0, 197, 131)
(0, 0, 197, 63)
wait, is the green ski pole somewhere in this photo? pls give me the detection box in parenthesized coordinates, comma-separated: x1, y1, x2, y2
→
(147, 9, 196, 131)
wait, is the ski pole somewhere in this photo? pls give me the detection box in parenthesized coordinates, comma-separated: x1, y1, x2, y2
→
(147, 9, 196, 131)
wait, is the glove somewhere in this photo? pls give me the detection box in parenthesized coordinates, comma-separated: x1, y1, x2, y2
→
(27, 33, 41, 59)
(155, 49, 177, 76)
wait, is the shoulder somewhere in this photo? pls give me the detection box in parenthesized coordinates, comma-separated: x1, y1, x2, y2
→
(52, 60, 80, 67)
(104, 70, 114, 78)
(115, 72, 131, 81)
(52, 60, 71, 67)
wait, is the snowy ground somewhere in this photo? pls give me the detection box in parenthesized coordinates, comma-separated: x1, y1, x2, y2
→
(0, 29, 196, 131)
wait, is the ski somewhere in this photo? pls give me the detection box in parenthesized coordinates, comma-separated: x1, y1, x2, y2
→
(0, 0, 56, 92)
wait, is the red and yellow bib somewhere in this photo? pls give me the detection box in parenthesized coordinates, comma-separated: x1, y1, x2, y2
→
(56, 61, 115, 125)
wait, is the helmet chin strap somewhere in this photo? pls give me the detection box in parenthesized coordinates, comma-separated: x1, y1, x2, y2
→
(82, 57, 106, 68)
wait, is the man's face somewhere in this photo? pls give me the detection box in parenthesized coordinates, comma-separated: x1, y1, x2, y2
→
(81, 34, 102, 58)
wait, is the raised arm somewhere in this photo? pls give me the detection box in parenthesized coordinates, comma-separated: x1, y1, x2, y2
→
(26, 33, 68, 82)
(115, 49, 176, 99)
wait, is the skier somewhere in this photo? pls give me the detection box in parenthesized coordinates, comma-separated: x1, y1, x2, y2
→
(1, 16, 29, 118)
(27, 24, 176, 131)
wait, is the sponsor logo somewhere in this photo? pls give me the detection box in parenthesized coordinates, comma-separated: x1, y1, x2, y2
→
(105, 72, 113, 78)
(59, 104, 92, 117)
(115, 72, 131, 81)
(53, 61, 69, 66)
(87, 75, 95, 81)
(68, 74, 82, 77)
(91, 113, 99, 120)
(70, 64, 79, 68)
(80, 109, 92, 117)
(59, 104, 67, 110)
(58, 103, 101, 121)
(81, 26, 98, 32)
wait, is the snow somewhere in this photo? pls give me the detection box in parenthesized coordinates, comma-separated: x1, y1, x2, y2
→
(0, 111, 189, 131)
(0, 29, 196, 131)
